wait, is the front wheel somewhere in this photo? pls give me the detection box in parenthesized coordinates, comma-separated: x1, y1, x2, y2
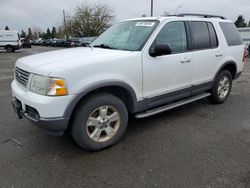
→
(71, 93, 128, 151)
(208, 70, 232, 104)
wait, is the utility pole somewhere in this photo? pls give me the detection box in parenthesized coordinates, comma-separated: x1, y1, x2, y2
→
(63, 10, 69, 41)
(151, 0, 154, 17)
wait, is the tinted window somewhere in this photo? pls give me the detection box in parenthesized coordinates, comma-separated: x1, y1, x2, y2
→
(189, 21, 210, 50)
(154, 21, 187, 53)
(219, 22, 243, 46)
(207, 22, 218, 48)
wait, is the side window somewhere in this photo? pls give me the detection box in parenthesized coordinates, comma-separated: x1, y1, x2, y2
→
(154, 21, 187, 53)
(207, 22, 218, 48)
(189, 21, 210, 50)
(219, 22, 243, 46)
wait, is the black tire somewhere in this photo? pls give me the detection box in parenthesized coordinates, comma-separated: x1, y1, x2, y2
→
(71, 93, 128, 151)
(208, 70, 232, 104)
(6, 46, 14, 53)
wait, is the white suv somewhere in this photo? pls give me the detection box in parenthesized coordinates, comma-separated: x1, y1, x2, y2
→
(11, 14, 245, 150)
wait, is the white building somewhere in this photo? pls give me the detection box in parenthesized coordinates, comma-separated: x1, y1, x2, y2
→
(238, 27, 250, 48)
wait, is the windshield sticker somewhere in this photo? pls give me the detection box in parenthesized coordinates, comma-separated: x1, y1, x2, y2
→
(135, 22, 155, 27)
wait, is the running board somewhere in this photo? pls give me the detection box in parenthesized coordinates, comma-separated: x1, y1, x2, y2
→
(135, 93, 211, 119)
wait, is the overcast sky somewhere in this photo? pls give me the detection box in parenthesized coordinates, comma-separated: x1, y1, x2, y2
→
(1, 0, 250, 32)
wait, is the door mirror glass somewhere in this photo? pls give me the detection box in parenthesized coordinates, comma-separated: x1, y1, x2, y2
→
(149, 44, 172, 57)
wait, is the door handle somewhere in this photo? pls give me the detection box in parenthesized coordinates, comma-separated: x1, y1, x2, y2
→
(215, 52, 223, 57)
(180, 57, 191, 63)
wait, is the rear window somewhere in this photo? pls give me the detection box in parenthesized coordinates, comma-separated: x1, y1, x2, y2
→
(219, 22, 243, 46)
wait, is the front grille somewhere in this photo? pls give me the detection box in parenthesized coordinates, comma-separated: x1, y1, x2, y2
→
(15, 66, 30, 87)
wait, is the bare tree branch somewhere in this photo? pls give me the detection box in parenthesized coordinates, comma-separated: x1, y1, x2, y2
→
(64, 4, 114, 37)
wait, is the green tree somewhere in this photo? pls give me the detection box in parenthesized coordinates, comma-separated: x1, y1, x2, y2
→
(5, 26, 9, 30)
(46, 28, 51, 39)
(20, 30, 27, 38)
(248, 21, 250, 27)
(234, 15, 247, 28)
(51, 27, 57, 38)
(27, 28, 33, 39)
(40, 32, 46, 39)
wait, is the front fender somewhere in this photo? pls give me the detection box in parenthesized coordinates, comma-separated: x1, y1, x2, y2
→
(63, 80, 138, 118)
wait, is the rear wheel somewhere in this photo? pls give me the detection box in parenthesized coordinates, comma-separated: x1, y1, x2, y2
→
(208, 70, 232, 104)
(71, 93, 128, 151)
(6, 46, 14, 53)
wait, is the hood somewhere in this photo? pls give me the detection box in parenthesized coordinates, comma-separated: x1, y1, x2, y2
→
(16, 47, 132, 75)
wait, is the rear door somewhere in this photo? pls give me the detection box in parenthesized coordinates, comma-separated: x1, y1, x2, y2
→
(189, 21, 223, 89)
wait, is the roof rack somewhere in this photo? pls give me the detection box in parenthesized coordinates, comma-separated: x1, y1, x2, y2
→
(176, 13, 226, 20)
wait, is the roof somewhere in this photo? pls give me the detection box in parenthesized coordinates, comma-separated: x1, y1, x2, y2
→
(122, 14, 229, 23)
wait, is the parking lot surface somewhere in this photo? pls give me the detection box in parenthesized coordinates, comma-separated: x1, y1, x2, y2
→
(0, 46, 250, 188)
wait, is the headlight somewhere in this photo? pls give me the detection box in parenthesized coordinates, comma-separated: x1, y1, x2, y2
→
(29, 74, 68, 96)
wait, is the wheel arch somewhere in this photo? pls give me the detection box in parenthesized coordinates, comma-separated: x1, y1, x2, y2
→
(5, 44, 13, 49)
(64, 81, 138, 120)
(214, 61, 237, 80)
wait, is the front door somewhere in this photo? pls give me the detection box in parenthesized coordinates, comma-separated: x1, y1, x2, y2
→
(142, 21, 193, 101)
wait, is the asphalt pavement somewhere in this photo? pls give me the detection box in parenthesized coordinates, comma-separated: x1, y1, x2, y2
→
(0, 46, 250, 188)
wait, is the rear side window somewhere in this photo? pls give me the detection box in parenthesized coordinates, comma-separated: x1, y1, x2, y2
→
(219, 22, 243, 46)
(189, 21, 211, 50)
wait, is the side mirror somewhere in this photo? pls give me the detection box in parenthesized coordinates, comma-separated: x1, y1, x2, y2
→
(149, 44, 172, 57)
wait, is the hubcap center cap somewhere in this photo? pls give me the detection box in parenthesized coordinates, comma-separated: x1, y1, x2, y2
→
(100, 121, 108, 129)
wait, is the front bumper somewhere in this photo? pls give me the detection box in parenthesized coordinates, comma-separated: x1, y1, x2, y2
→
(12, 99, 68, 135)
(11, 80, 72, 135)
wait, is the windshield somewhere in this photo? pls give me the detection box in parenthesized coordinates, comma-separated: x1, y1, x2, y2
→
(91, 20, 159, 51)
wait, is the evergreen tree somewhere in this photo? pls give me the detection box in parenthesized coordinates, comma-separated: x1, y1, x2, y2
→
(51, 27, 57, 38)
(20, 30, 27, 38)
(5, 26, 9, 30)
(46, 28, 51, 39)
(40, 32, 46, 39)
(234, 15, 247, 28)
(27, 28, 33, 39)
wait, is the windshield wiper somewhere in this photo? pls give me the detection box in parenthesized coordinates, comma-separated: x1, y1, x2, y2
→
(93, 44, 116, 49)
